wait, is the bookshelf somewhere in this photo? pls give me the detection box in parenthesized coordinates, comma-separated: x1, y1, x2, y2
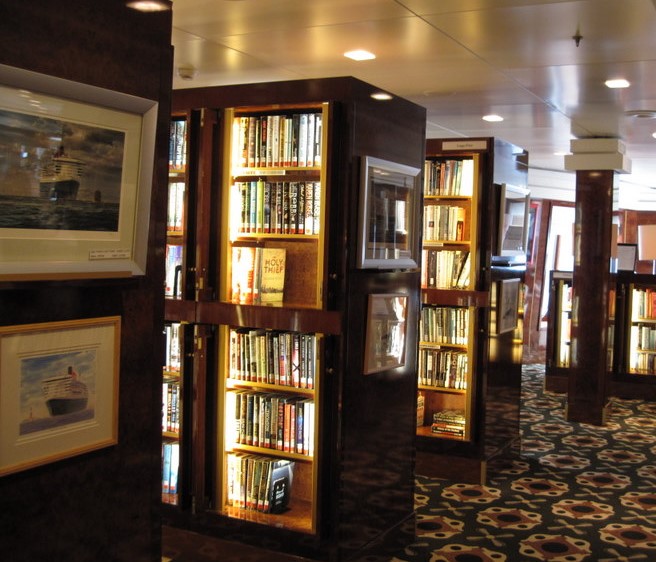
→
(623, 277, 656, 377)
(415, 138, 527, 484)
(216, 104, 328, 534)
(166, 117, 188, 300)
(162, 322, 182, 505)
(165, 77, 426, 560)
(545, 270, 573, 392)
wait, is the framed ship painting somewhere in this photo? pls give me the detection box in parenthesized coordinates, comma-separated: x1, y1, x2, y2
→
(0, 316, 120, 476)
(0, 64, 157, 280)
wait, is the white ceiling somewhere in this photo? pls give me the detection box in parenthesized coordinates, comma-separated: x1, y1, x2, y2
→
(170, 0, 656, 207)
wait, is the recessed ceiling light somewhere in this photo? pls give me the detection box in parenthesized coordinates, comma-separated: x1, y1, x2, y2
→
(344, 50, 376, 61)
(482, 114, 504, 122)
(652, 132, 656, 139)
(371, 92, 393, 101)
(126, 0, 170, 12)
(605, 78, 630, 89)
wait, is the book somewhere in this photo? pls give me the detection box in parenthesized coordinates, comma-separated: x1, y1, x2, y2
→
(256, 247, 286, 306)
(268, 459, 295, 513)
(231, 246, 256, 304)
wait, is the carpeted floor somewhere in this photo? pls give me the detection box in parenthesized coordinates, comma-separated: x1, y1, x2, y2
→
(164, 364, 656, 561)
(392, 363, 656, 562)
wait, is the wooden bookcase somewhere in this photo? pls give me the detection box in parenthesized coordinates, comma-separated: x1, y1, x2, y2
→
(415, 137, 527, 484)
(545, 270, 573, 392)
(609, 272, 656, 400)
(163, 77, 426, 561)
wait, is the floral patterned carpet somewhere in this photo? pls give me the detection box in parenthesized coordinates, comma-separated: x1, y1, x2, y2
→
(389, 364, 656, 562)
(164, 364, 656, 561)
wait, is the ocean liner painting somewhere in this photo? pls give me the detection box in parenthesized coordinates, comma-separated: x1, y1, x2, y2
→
(39, 147, 85, 201)
(41, 366, 89, 416)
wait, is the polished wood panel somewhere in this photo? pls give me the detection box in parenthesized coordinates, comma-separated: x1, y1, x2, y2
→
(568, 170, 615, 425)
(0, 1, 172, 560)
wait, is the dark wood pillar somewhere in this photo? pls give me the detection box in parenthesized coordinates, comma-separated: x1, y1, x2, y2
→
(567, 170, 615, 425)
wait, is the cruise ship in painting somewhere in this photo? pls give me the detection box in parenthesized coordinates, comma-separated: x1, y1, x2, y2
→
(39, 147, 85, 201)
(41, 366, 88, 416)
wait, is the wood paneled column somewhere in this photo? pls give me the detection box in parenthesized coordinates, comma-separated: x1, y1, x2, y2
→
(568, 170, 614, 424)
(565, 139, 629, 425)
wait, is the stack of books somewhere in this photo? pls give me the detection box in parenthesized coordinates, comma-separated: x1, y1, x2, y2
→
(431, 409, 466, 438)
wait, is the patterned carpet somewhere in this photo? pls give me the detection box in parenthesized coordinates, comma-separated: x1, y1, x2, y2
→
(388, 364, 656, 562)
(164, 364, 656, 561)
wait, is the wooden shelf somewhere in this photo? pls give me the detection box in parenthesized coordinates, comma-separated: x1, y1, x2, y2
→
(197, 301, 341, 335)
(422, 288, 489, 307)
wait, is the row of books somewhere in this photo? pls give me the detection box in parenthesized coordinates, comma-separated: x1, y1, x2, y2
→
(169, 119, 187, 173)
(231, 247, 286, 306)
(234, 180, 321, 236)
(162, 381, 181, 434)
(167, 181, 185, 234)
(630, 353, 656, 374)
(227, 390, 315, 456)
(165, 244, 183, 299)
(421, 249, 470, 289)
(162, 441, 180, 504)
(229, 327, 316, 389)
(631, 324, 656, 352)
(423, 204, 466, 242)
(632, 288, 656, 320)
(418, 348, 468, 389)
(430, 409, 466, 438)
(226, 453, 295, 514)
(420, 306, 469, 345)
(424, 158, 474, 196)
(233, 113, 322, 169)
(164, 322, 182, 372)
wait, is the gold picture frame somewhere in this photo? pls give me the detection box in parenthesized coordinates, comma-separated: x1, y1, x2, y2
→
(0, 316, 121, 476)
(363, 293, 408, 374)
(0, 64, 157, 280)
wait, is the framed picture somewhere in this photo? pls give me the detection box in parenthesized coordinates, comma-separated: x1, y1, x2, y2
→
(617, 243, 637, 272)
(0, 316, 120, 476)
(357, 156, 421, 269)
(526, 200, 541, 265)
(0, 64, 158, 280)
(495, 183, 530, 264)
(363, 293, 408, 374)
(497, 278, 520, 335)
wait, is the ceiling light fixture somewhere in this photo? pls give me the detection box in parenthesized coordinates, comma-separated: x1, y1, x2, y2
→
(344, 50, 376, 61)
(482, 114, 504, 122)
(177, 66, 198, 81)
(126, 0, 170, 12)
(371, 92, 393, 101)
(625, 109, 656, 119)
(652, 132, 656, 139)
(605, 78, 630, 89)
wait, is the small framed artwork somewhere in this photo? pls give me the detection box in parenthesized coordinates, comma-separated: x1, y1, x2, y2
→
(494, 183, 530, 265)
(0, 316, 121, 476)
(357, 156, 421, 269)
(617, 243, 637, 272)
(0, 64, 157, 280)
(526, 200, 541, 265)
(363, 293, 408, 374)
(497, 278, 520, 335)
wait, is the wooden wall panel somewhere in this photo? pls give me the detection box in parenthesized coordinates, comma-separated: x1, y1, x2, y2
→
(0, 1, 172, 561)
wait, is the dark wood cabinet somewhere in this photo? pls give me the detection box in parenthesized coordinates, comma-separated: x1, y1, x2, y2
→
(545, 270, 573, 393)
(415, 138, 527, 484)
(162, 77, 426, 561)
